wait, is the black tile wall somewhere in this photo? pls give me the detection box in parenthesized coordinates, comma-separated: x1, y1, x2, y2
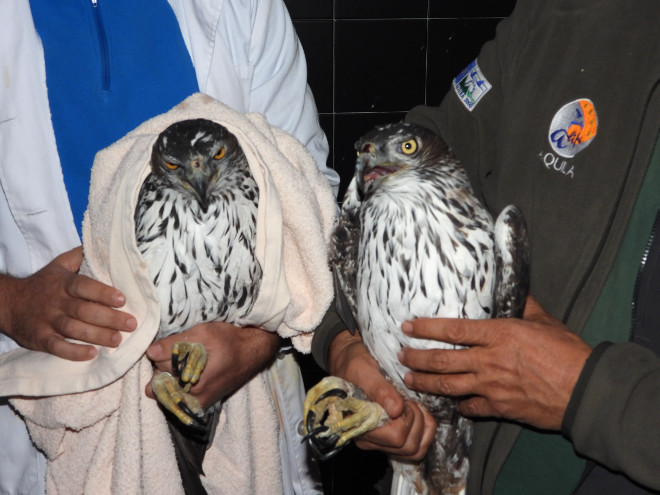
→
(287, 0, 515, 202)
(285, 0, 333, 18)
(284, 1, 516, 493)
(335, 0, 428, 19)
(426, 18, 504, 106)
(334, 20, 427, 113)
(429, 0, 517, 18)
(293, 20, 334, 113)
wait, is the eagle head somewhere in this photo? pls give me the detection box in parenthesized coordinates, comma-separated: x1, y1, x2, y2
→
(150, 118, 242, 212)
(354, 122, 451, 197)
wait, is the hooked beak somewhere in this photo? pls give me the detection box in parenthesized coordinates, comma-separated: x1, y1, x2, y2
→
(362, 162, 404, 182)
(356, 153, 404, 196)
(356, 142, 405, 190)
(188, 158, 212, 212)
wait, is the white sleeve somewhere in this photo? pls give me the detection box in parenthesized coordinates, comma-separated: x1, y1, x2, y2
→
(246, 0, 339, 196)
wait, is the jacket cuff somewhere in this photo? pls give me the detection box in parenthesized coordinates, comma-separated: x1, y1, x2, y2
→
(561, 341, 612, 436)
(311, 303, 348, 372)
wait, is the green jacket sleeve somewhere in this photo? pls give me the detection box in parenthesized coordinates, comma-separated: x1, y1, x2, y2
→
(310, 301, 347, 372)
(563, 342, 660, 490)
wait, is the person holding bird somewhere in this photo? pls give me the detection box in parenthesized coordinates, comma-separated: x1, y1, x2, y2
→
(0, 1, 338, 494)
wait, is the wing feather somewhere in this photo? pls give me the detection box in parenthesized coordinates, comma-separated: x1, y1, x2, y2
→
(330, 176, 362, 333)
(494, 204, 530, 318)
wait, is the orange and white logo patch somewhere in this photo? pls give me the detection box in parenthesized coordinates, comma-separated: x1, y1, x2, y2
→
(548, 99, 598, 158)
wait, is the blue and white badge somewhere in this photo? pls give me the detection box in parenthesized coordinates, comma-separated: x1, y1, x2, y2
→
(453, 60, 491, 111)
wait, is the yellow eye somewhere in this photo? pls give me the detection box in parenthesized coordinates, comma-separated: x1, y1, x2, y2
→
(214, 147, 226, 160)
(165, 162, 178, 170)
(401, 139, 417, 155)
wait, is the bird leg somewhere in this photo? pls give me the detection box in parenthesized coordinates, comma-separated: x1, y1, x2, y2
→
(301, 376, 389, 460)
(152, 342, 208, 429)
(172, 341, 208, 387)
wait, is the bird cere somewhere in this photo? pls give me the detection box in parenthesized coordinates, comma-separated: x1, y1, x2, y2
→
(134, 118, 261, 430)
(303, 122, 530, 495)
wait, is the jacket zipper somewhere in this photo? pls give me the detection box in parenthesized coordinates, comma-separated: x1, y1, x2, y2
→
(91, 0, 110, 91)
(630, 210, 659, 340)
(569, 460, 596, 495)
(569, 210, 660, 495)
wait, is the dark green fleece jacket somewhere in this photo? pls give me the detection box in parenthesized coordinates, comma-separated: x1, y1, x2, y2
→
(406, 0, 660, 493)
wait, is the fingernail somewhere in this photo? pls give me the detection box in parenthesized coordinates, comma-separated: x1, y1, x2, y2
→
(146, 342, 162, 359)
(125, 317, 137, 331)
(112, 293, 126, 307)
(111, 333, 122, 346)
(403, 373, 413, 387)
(401, 321, 413, 334)
(397, 349, 405, 362)
(384, 397, 397, 415)
(88, 347, 98, 359)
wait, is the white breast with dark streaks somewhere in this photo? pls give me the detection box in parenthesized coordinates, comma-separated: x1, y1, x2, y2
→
(135, 170, 261, 339)
(356, 165, 496, 403)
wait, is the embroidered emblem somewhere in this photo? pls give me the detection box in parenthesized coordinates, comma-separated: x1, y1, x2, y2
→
(453, 60, 491, 111)
(548, 99, 598, 158)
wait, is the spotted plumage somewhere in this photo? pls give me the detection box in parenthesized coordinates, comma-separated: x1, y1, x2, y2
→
(134, 118, 261, 492)
(135, 118, 261, 340)
(323, 122, 529, 495)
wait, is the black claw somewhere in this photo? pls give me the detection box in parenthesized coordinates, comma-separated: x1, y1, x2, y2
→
(302, 425, 329, 442)
(314, 388, 349, 405)
(172, 352, 190, 387)
(177, 400, 207, 430)
(171, 353, 180, 377)
(187, 420, 207, 433)
(301, 414, 348, 462)
(305, 410, 317, 435)
(305, 433, 345, 461)
(317, 446, 344, 462)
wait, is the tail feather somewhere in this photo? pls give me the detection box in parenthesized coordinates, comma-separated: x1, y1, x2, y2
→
(390, 462, 428, 495)
(389, 412, 470, 495)
(167, 402, 222, 495)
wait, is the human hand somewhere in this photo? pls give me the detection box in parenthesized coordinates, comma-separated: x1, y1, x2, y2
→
(0, 246, 136, 361)
(145, 322, 281, 410)
(328, 330, 436, 461)
(399, 296, 592, 430)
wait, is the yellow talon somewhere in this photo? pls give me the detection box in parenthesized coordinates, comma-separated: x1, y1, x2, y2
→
(172, 341, 208, 385)
(152, 371, 205, 426)
(303, 376, 389, 459)
(152, 341, 209, 427)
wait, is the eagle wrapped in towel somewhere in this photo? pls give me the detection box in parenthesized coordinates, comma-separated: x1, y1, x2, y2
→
(135, 118, 260, 494)
(303, 122, 530, 495)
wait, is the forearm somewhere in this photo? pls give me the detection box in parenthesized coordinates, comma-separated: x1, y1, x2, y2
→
(0, 273, 19, 335)
(148, 321, 282, 409)
(240, 325, 282, 373)
(563, 342, 660, 490)
(326, 330, 366, 377)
